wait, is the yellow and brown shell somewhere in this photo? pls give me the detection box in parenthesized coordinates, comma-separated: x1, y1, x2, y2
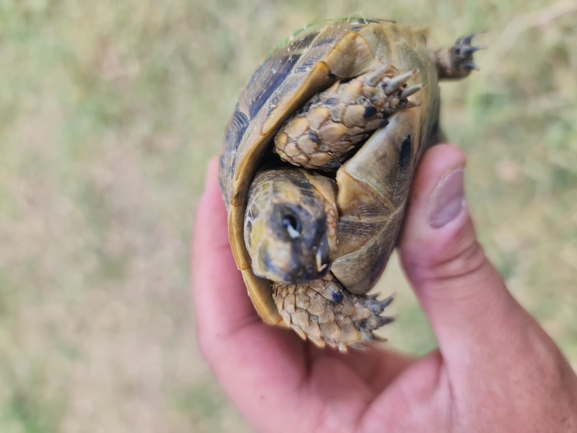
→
(219, 18, 477, 331)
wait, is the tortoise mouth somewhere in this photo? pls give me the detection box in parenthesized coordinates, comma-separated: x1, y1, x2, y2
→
(287, 233, 332, 284)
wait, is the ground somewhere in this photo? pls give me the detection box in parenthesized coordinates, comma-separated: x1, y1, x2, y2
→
(0, 0, 576, 432)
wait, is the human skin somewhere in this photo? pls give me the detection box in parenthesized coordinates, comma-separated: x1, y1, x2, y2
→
(192, 145, 577, 433)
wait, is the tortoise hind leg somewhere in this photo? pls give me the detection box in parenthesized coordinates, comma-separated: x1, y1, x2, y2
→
(273, 273, 395, 352)
(434, 34, 484, 80)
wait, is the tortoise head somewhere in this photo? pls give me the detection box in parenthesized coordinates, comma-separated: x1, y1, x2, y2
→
(244, 168, 338, 284)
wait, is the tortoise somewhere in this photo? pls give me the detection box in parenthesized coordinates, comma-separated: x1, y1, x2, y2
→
(219, 18, 481, 352)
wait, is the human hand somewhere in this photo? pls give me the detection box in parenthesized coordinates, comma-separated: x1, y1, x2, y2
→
(192, 144, 577, 432)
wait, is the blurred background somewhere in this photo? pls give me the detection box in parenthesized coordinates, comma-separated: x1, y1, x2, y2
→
(0, 0, 575, 431)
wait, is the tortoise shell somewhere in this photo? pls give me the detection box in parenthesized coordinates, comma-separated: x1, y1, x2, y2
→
(219, 18, 451, 325)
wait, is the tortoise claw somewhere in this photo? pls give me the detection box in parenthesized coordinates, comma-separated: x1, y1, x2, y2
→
(402, 101, 420, 110)
(365, 292, 396, 314)
(348, 342, 367, 351)
(459, 34, 476, 45)
(458, 32, 487, 46)
(274, 276, 396, 352)
(385, 69, 418, 95)
(401, 83, 425, 99)
(435, 32, 485, 79)
(359, 315, 395, 331)
(463, 46, 485, 55)
(365, 61, 393, 87)
(370, 333, 388, 343)
(463, 63, 480, 71)
(453, 34, 484, 72)
(379, 293, 396, 310)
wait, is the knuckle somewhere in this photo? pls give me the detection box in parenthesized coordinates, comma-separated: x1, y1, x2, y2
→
(429, 238, 486, 283)
(407, 219, 489, 286)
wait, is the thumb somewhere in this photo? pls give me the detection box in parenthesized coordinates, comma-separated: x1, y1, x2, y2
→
(399, 144, 526, 359)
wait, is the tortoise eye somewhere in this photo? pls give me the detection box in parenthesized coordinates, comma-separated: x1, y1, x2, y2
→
(282, 213, 301, 239)
(272, 204, 305, 241)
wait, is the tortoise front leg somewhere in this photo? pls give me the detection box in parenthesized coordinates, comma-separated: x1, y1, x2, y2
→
(273, 273, 395, 352)
(274, 61, 424, 171)
(434, 34, 484, 80)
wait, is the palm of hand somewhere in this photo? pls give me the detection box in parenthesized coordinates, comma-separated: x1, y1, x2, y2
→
(194, 226, 443, 432)
(193, 146, 577, 433)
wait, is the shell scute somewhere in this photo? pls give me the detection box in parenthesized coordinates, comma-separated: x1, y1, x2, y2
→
(248, 55, 302, 120)
(222, 21, 430, 322)
(219, 19, 475, 330)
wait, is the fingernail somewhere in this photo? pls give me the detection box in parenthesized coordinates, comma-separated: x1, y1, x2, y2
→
(428, 168, 465, 228)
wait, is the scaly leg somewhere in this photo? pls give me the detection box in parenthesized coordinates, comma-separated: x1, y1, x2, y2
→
(274, 62, 424, 171)
(273, 273, 395, 352)
(434, 34, 484, 80)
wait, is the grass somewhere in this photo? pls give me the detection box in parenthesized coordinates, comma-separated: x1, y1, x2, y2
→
(0, 0, 575, 431)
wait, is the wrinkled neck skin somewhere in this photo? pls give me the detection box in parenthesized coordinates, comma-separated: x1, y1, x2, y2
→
(243, 168, 338, 284)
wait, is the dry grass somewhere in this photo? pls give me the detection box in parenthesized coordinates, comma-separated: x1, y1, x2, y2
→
(0, 0, 575, 431)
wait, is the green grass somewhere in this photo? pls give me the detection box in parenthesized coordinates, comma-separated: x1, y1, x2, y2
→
(0, 0, 576, 431)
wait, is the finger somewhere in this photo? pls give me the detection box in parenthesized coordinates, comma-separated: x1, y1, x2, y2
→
(192, 158, 324, 431)
(398, 144, 532, 359)
(192, 158, 304, 358)
(313, 345, 416, 393)
(193, 158, 416, 433)
(192, 157, 258, 343)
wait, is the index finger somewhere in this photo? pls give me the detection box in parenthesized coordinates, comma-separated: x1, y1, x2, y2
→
(192, 158, 414, 432)
(191, 157, 258, 344)
(191, 158, 308, 392)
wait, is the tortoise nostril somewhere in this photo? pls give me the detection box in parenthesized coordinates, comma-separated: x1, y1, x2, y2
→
(282, 214, 301, 239)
